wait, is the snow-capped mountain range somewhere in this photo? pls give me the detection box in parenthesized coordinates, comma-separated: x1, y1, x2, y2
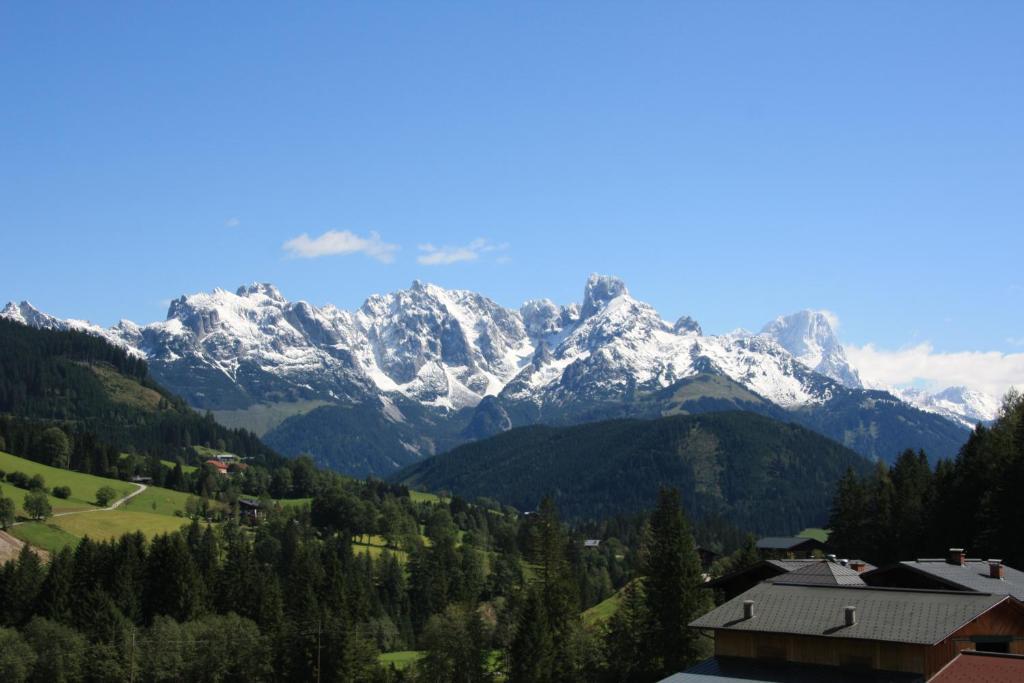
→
(1, 275, 988, 474)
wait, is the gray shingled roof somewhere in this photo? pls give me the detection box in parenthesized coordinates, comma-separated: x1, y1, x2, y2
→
(895, 560, 1024, 601)
(690, 583, 1011, 645)
(756, 537, 823, 550)
(769, 561, 866, 587)
(660, 656, 923, 682)
(767, 558, 876, 573)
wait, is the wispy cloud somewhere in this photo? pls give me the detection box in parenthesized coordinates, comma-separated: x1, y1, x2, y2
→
(225, 217, 241, 228)
(846, 342, 1024, 399)
(417, 239, 507, 266)
(282, 230, 399, 263)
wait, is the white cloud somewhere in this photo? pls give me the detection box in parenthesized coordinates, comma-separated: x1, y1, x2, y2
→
(225, 217, 241, 228)
(417, 239, 507, 266)
(845, 342, 1024, 399)
(282, 230, 398, 263)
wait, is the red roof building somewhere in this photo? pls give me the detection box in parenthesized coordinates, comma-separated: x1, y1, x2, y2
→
(205, 459, 229, 475)
(930, 650, 1024, 683)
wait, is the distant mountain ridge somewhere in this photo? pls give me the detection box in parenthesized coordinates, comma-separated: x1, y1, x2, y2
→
(2, 275, 978, 474)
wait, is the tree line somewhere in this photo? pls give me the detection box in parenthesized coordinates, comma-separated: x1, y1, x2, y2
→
(829, 391, 1024, 567)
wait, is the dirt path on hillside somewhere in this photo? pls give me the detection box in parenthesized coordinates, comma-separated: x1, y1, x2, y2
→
(5, 483, 148, 558)
(0, 529, 50, 564)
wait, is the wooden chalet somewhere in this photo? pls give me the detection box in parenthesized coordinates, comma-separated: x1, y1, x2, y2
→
(238, 498, 265, 523)
(678, 583, 1024, 681)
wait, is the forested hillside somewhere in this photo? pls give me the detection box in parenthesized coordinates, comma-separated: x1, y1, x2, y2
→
(396, 412, 873, 533)
(829, 391, 1024, 567)
(0, 318, 280, 475)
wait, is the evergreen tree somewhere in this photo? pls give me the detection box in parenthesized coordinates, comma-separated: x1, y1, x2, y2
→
(828, 467, 870, 558)
(39, 427, 71, 469)
(509, 587, 553, 683)
(0, 491, 14, 530)
(3, 545, 45, 626)
(38, 547, 74, 623)
(890, 449, 933, 560)
(419, 604, 492, 683)
(144, 533, 203, 622)
(603, 579, 650, 682)
(21, 616, 88, 683)
(866, 461, 897, 564)
(0, 626, 36, 683)
(641, 488, 710, 678)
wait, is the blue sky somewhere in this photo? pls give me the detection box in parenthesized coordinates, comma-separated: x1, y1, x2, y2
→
(2, 3, 1022, 393)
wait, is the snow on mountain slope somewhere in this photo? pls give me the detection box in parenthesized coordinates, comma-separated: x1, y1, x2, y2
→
(499, 275, 830, 411)
(350, 281, 533, 409)
(2, 273, 988, 438)
(761, 310, 862, 388)
(0, 301, 141, 355)
(884, 385, 1000, 429)
(761, 309, 1000, 427)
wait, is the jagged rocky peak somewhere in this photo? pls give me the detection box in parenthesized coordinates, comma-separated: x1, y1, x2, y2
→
(761, 310, 861, 388)
(2, 301, 62, 329)
(236, 282, 286, 302)
(1, 301, 28, 324)
(581, 273, 629, 318)
(520, 299, 561, 337)
(673, 315, 702, 336)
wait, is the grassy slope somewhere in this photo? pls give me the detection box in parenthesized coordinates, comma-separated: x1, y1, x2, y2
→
(88, 363, 163, 410)
(378, 651, 425, 670)
(163, 459, 198, 474)
(120, 485, 195, 517)
(798, 527, 830, 543)
(8, 523, 81, 552)
(50, 510, 190, 541)
(408, 489, 447, 504)
(0, 450, 136, 511)
(1, 451, 194, 551)
(582, 590, 623, 629)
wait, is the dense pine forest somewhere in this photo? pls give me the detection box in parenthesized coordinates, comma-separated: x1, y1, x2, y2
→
(828, 390, 1024, 567)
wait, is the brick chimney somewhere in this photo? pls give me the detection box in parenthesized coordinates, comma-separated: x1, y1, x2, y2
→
(947, 548, 966, 566)
(989, 560, 1004, 579)
(849, 561, 866, 573)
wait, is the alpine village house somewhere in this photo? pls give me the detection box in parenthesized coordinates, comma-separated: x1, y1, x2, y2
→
(663, 548, 1024, 682)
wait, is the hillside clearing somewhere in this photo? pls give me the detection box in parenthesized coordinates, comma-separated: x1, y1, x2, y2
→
(1, 450, 136, 510)
(8, 523, 80, 553)
(48, 509, 190, 543)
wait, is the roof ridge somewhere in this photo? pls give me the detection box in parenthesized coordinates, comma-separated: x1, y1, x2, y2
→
(959, 649, 1024, 660)
(770, 582, 995, 596)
